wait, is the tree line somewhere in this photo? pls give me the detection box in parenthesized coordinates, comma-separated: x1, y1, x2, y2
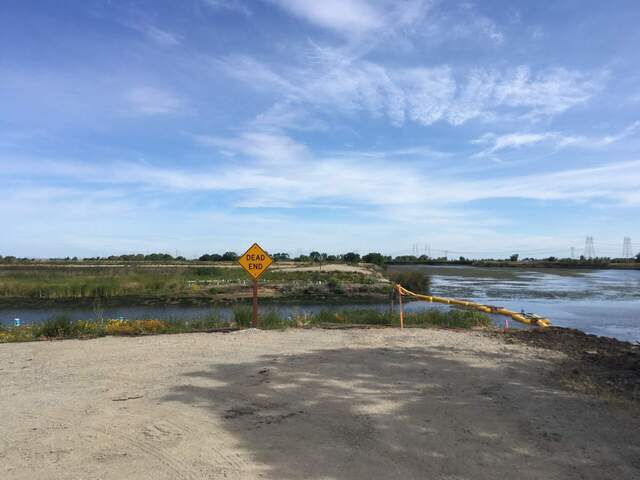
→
(1, 251, 639, 265)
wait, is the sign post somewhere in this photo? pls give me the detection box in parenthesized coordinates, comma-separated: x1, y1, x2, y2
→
(238, 243, 273, 328)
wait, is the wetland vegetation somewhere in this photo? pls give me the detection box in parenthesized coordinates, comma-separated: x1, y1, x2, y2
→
(0, 263, 389, 307)
(0, 308, 491, 343)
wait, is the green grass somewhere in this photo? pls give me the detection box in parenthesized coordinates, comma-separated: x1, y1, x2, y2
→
(304, 308, 490, 328)
(35, 314, 76, 338)
(232, 306, 253, 328)
(0, 265, 382, 301)
(0, 308, 491, 343)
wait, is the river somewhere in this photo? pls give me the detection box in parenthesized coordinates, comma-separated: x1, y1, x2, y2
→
(2, 265, 639, 342)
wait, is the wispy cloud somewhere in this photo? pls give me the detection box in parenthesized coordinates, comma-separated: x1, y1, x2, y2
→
(194, 131, 310, 165)
(6, 139, 640, 210)
(134, 23, 182, 46)
(124, 87, 187, 115)
(212, 55, 301, 95)
(474, 121, 640, 156)
(447, 3, 505, 45)
(217, 52, 604, 129)
(473, 132, 559, 153)
(202, 0, 252, 16)
(268, 0, 385, 34)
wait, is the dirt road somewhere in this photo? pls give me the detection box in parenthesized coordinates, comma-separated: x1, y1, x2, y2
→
(1, 329, 638, 479)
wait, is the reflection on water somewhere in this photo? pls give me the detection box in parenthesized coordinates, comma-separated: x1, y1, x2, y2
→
(418, 266, 640, 301)
(392, 265, 640, 342)
(1, 266, 639, 342)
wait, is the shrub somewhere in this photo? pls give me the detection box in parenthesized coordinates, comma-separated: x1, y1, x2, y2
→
(326, 276, 343, 293)
(233, 306, 253, 328)
(36, 315, 76, 338)
(389, 271, 430, 293)
(260, 309, 287, 329)
(310, 309, 395, 326)
(105, 319, 166, 335)
(404, 309, 491, 329)
(75, 320, 105, 337)
(194, 311, 228, 330)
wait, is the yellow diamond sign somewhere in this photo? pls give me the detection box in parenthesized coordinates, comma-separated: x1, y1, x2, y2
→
(238, 243, 273, 280)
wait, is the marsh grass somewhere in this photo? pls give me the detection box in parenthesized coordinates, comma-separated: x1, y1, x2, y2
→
(233, 306, 253, 328)
(307, 308, 490, 329)
(0, 308, 490, 343)
(0, 266, 381, 301)
(260, 309, 288, 329)
(0, 266, 247, 299)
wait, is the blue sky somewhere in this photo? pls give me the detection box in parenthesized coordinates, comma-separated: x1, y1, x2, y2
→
(1, 0, 639, 259)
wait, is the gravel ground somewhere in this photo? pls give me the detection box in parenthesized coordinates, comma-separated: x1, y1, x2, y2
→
(1, 328, 639, 480)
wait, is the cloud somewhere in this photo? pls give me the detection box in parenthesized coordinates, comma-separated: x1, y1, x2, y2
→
(213, 55, 301, 95)
(447, 3, 504, 45)
(217, 52, 604, 128)
(136, 23, 182, 46)
(124, 87, 187, 115)
(473, 132, 558, 153)
(4, 136, 640, 258)
(481, 160, 640, 205)
(268, 0, 384, 34)
(194, 131, 310, 165)
(125, 21, 182, 46)
(202, 0, 252, 16)
(6, 136, 640, 212)
(474, 121, 640, 155)
(494, 66, 603, 116)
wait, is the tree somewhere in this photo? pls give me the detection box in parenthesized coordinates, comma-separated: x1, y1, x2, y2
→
(144, 253, 173, 262)
(362, 252, 385, 265)
(309, 251, 321, 263)
(509, 254, 519, 262)
(222, 251, 238, 261)
(389, 271, 430, 293)
(272, 252, 290, 262)
(393, 255, 417, 263)
(636, 252, 640, 263)
(343, 252, 360, 264)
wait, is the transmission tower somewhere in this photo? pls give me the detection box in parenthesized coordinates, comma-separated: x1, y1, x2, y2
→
(570, 246, 575, 259)
(584, 237, 595, 259)
(623, 237, 632, 259)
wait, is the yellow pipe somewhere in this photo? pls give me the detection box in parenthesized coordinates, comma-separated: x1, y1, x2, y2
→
(396, 284, 550, 327)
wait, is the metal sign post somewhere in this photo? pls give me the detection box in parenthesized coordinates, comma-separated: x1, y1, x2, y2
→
(238, 243, 273, 328)
(252, 278, 258, 327)
(397, 284, 404, 329)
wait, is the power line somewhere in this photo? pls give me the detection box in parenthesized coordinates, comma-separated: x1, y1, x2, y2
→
(584, 236, 595, 259)
(623, 237, 633, 259)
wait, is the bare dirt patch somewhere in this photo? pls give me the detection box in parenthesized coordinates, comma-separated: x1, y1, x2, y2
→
(502, 327, 640, 402)
(1, 329, 639, 479)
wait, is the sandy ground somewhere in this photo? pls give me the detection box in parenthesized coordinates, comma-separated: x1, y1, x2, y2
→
(1, 329, 639, 480)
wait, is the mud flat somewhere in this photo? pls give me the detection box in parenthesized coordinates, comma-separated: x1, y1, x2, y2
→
(1, 328, 639, 479)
